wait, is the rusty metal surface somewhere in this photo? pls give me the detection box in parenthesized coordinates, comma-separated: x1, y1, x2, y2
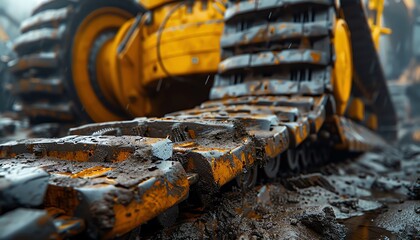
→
(34, 80, 386, 239)
(225, 0, 333, 23)
(221, 21, 330, 49)
(0, 135, 173, 162)
(13, 28, 64, 55)
(0, 209, 57, 240)
(12, 77, 63, 96)
(21, 7, 71, 33)
(219, 50, 329, 75)
(8, 52, 58, 73)
(0, 135, 189, 238)
(49, 209, 85, 239)
(333, 116, 388, 151)
(0, 207, 85, 240)
(0, 166, 49, 210)
(210, 77, 329, 99)
(10, 0, 85, 124)
(21, 102, 75, 122)
(32, 0, 77, 16)
(71, 118, 259, 189)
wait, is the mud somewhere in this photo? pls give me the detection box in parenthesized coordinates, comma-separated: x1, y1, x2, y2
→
(0, 115, 419, 239)
(145, 144, 420, 240)
(0, 155, 170, 189)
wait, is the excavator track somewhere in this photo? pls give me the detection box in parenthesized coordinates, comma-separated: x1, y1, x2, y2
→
(0, 0, 394, 239)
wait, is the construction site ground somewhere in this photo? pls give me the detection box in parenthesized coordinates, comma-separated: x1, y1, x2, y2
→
(0, 116, 419, 240)
(143, 143, 419, 240)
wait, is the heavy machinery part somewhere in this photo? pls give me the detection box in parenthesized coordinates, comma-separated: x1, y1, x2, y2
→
(0, 0, 395, 238)
(0, 97, 387, 238)
(71, 4, 143, 122)
(263, 155, 281, 178)
(11, 0, 143, 123)
(0, 208, 84, 240)
(365, 0, 414, 79)
(236, 166, 259, 189)
(99, 0, 226, 118)
(365, 0, 392, 49)
(140, 0, 177, 10)
(287, 146, 306, 173)
(0, 135, 189, 238)
(341, 0, 397, 139)
(332, 19, 353, 115)
(12, 0, 226, 123)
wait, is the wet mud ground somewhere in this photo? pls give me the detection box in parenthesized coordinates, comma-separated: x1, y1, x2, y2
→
(0, 116, 419, 239)
(144, 146, 419, 240)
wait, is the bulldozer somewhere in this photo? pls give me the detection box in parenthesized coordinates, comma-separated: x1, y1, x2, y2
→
(11, 0, 227, 123)
(0, 0, 398, 239)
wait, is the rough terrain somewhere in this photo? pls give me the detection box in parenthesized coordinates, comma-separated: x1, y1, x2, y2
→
(145, 145, 419, 240)
(0, 115, 419, 239)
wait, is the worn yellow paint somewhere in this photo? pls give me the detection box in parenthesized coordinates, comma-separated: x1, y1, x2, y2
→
(366, 114, 378, 131)
(72, 7, 133, 122)
(138, 0, 226, 86)
(74, 0, 227, 121)
(348, 98, 365, 122)
(139, 0, 175, 10)
(43, 150, 133, 163)
(104, 177, 189, 238)
(367, 0, 392, 49)
(210, 153, 250, 187)
(332, 19, 353, 115)
(71, 166, 113, 179)
(310, 52, 321, 63)
(212, 148, 255, 187)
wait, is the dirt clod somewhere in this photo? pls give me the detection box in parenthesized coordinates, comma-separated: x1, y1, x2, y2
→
(299, 207, 347, 240)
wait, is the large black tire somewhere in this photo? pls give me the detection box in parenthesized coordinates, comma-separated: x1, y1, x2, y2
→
(11, 0, 143, 124)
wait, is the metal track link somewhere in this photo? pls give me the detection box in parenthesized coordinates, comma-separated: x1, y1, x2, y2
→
(0, 92, 384, 238)
(216, 0, 335, 106)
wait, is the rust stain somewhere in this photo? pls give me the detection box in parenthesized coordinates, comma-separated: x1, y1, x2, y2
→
(44, 185, 80, 216)
(310, 52, 321, 63)
(112, 151, 133, 163)
(188, 130, 196, 139)
(44, 151, 91, 162)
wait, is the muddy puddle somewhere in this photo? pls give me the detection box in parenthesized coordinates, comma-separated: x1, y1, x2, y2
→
(342, 210, 398, 240)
